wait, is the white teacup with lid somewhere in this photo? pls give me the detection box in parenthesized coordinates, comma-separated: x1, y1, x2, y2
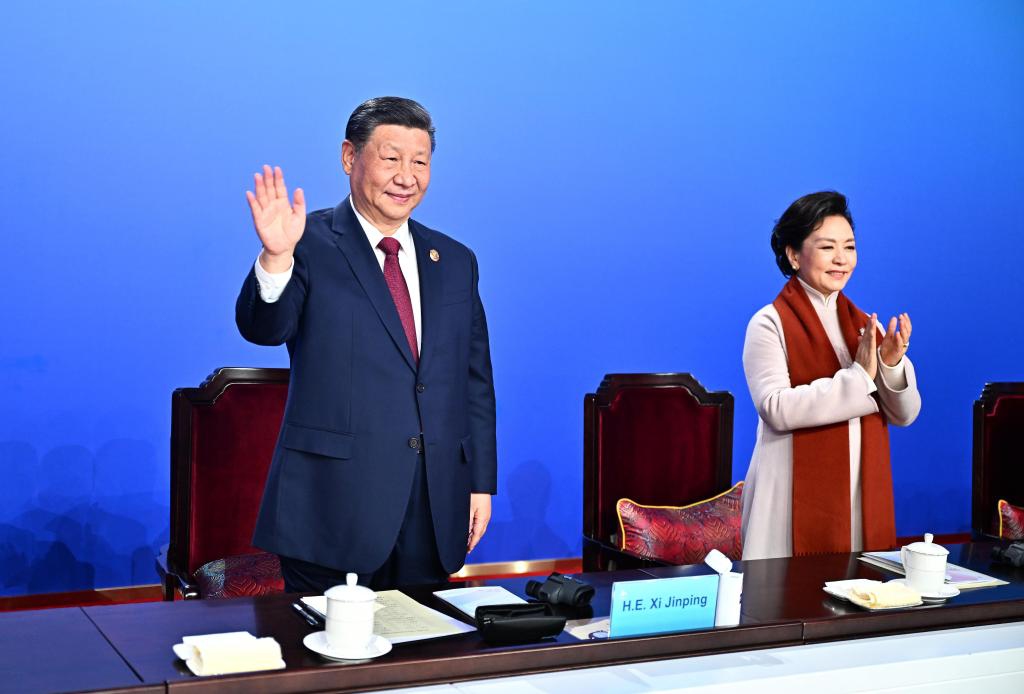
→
(901, 533, 949, 595)
(324, 573, 377, 653)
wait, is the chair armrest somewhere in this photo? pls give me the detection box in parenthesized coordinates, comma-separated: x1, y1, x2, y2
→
(155, 545, 201, 599)
(582, 536, 670, 572)
(169, 572, 201, 600)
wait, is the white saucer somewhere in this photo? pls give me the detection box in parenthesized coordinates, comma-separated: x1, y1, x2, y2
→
(303, 631, 392, 661)
(888, 579, 960, 602)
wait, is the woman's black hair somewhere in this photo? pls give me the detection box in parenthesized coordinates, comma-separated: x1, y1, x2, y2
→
(770, 191, 854, 277)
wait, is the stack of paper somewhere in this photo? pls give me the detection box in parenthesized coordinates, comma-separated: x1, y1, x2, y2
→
(432, 586, 527, 618)
(302, 590, 474, 644)
(859, 552, 1008, 589)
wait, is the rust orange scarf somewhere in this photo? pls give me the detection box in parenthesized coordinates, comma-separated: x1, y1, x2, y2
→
(773, 277, 896, 555)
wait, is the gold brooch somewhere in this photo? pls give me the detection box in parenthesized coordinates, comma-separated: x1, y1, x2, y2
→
(429, 249, 440, 262)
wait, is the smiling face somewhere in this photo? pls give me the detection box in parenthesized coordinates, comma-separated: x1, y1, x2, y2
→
(342, 124, 432, 234)
(785, 214, 857, 295)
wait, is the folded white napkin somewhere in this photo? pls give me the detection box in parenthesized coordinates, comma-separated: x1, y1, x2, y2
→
(847, 580, 920, 609)
(172, 631, 285, 676)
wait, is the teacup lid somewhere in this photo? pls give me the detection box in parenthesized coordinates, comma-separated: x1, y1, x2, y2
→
(903, 533, 949, 556)
(324, 573, 376, 603)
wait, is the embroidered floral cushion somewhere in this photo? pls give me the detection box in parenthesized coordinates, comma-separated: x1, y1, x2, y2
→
(617, 482, 743, 565)
(999, 499, 1024, 540)
(195, 552, 284, 599)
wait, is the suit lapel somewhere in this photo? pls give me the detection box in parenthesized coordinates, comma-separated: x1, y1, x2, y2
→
(412, 220, 440, 374)
(330, 199, 417, 373)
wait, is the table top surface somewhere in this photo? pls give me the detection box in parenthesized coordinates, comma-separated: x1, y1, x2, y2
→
(0, 606, 160, 694)
(644, 542, 1024, 639)
(82, 568, 803, 693)
(5, 542, 1024, 694)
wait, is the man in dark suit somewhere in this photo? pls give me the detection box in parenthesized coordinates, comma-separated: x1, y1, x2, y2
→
(236, 97, 497, 591)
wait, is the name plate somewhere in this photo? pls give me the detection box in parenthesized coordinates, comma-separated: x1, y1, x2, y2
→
(608, 575, 719, 638)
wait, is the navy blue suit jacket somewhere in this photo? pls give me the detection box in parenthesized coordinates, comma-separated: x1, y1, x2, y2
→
(236, 199, 497, 574)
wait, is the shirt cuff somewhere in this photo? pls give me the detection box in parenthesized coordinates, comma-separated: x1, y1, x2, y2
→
(254, 256, 294, 304)
(877, 349, 910, 391)
(851, 361, 878, 394)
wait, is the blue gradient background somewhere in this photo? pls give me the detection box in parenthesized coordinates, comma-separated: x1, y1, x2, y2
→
(2, 1, 1022, 595)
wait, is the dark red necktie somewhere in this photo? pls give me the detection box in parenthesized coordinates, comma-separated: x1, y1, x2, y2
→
(377, 237, 418, 363)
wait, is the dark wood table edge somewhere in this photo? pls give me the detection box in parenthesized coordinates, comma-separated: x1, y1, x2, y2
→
(162, 622, 804, 693)
(802, 600, 1024, 642)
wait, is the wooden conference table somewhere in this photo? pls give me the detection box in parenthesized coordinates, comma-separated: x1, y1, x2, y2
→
(3, 542, 1023, 694)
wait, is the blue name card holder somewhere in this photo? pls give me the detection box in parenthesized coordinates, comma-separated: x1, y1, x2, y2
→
(608, 575, 720, 638)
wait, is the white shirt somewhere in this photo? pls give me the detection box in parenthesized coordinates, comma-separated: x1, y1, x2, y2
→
(253, 197, 422, 350)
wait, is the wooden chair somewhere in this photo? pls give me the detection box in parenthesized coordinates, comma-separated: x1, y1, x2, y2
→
(973, 382, 1024, 539)
(582, 373, 734, 571)
(157, 367, 289, 599)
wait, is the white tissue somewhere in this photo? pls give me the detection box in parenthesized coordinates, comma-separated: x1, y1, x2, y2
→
(714, 571, 743, 626)
(704, 549, 733, 575)
(704, 549, 743, 627)
(173, 631, 285, 676)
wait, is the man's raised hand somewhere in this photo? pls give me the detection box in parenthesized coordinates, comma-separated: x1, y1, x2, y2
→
(246, 165, 306, 273)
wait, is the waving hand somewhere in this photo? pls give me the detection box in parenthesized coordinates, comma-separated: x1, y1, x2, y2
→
(246, 165, 306, 272)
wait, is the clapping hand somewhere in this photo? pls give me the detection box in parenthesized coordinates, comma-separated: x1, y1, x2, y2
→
(855, 313, 879, 380)
(879, 313, 912, 367)
(246, 165, 306, 273)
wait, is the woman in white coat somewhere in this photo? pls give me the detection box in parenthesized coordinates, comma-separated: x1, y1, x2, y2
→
(740, 191, 921, 560)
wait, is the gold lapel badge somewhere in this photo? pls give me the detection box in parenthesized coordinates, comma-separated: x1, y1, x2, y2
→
(429, 249, 440, 262)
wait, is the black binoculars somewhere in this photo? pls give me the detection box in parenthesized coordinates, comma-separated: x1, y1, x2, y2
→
(525, 572, 595, 607)
(992, 542, 1024, 568)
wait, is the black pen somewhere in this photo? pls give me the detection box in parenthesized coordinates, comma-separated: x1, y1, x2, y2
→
(291, 601, 318, 626)
(299, 601, 326, 624)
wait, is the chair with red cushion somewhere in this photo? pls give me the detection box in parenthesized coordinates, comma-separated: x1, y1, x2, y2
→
(583, 373, 735, 571)
(973, 382, 1024, 539)
(156, 367, 289, 599)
